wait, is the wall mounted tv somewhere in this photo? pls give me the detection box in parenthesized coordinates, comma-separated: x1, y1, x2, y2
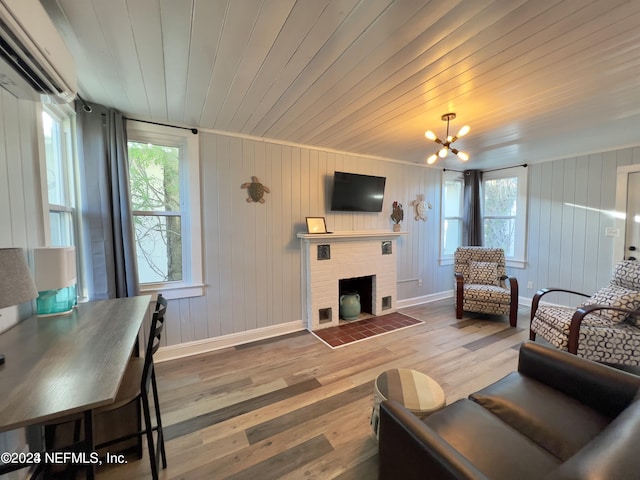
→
(330, 171, 386, 212)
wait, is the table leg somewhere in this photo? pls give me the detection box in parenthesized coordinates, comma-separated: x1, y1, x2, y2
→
(84, 409, 95, 480)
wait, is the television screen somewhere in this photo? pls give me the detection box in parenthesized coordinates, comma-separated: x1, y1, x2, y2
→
(330, 171, 386, 212)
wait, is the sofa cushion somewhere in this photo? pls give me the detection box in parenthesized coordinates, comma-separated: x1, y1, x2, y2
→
(470, 372, 610, 461)
(423, 399, 559, 480)
(580, 285, 640, 323)
(467, 261, 499, 286)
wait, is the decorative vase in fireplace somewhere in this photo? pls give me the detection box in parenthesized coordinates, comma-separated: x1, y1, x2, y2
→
(340, 293, 361, 320)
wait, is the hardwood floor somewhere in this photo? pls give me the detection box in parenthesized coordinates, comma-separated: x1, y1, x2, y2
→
(97, 298, 532, 479)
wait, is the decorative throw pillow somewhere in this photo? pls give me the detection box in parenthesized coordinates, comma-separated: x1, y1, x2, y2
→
(467, 261, 499, 286)
(580, 285, 640, 323)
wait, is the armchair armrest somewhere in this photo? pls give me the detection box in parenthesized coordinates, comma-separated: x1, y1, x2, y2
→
(455, 273, 464, 319)
(567, 304, 640, 354)
(517, 341, 640, 417)
(530, 287, 591, 322)
(379, 400, 489, 480)
(502, 275, 519, 326)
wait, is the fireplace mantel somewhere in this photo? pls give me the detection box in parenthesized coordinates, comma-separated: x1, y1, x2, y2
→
(298, 230, 406, 331)
(297, 230, 407, 241)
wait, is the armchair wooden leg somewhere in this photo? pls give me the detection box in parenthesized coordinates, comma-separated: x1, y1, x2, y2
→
(529, 330, 536, 341)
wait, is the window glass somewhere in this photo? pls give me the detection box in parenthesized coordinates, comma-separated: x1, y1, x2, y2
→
(482, 168, 528, 265)
(128, 141, 183, 284)
(441, 172, 464, 259)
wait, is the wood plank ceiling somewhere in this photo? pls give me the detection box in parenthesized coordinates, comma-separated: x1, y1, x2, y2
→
(42, 0, 640, 170)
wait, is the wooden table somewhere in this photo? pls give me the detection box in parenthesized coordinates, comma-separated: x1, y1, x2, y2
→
(0, 295, 151, 478)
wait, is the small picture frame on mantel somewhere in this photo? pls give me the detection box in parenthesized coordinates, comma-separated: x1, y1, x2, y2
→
(306, 217, 329, 234)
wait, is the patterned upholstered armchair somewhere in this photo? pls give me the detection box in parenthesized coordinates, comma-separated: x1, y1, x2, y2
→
(530, 260, 640, 366)
(454, 247, 519, 327)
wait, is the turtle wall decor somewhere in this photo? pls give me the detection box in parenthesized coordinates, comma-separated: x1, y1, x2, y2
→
(411, 194, 432, 221)
(241, 176, 270, 203)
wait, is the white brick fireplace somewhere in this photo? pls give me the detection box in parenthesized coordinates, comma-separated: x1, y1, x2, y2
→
(297, 230, 407, 331)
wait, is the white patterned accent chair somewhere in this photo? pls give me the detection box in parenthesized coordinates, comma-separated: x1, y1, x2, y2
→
(530, 260, 640, 366)
(454, 247, 519, 327)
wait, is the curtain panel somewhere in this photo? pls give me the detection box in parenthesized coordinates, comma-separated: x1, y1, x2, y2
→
(76, 102, 139, 299)
(463, 170, 483, 246)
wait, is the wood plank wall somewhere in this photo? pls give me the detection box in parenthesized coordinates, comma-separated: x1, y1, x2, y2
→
(166, 130, 640, 350)
(165, 132, 449, 347)
(0, 89, 44, 472)
(522, 147, 640, 305)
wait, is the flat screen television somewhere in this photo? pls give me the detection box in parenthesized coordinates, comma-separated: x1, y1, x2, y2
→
(330, 171, 386, 212)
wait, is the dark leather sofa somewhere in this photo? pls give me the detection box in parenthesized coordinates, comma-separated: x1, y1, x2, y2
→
(379, 341, 640, 480)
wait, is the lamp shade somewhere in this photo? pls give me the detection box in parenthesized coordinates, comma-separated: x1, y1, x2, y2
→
(34, 247, 77, 291)
(0, 248, 38, 308)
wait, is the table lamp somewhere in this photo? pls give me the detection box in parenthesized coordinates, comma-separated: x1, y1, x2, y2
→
(0, 248, 38, 364)
(34, 246, 77, 316)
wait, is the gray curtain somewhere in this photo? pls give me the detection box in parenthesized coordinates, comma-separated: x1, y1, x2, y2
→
(76, 101, 139, 299)
(463, 170, 483, 246)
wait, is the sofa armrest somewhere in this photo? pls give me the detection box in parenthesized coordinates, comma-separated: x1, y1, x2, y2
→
(379, 400, 489, 480)
(545, 400, 640, 480)
(517, 341, 640, 417)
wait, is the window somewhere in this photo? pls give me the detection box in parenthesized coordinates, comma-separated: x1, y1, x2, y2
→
(440, 170, 464, 263)
(482, 167, 528, 267)
(42, 107, 77, 247)
(126, 121, 202, 298)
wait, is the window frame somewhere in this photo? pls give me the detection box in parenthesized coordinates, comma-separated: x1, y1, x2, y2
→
(126, 120, 203, 300)
(482, 167, 528, 268)
(40, 104, 86, 298)
(439, 170, 464, 265)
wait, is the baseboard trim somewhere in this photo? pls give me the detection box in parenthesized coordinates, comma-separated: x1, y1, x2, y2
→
(396, 290, 454, 309)
(156, 293, 536, 363)
(155, 320, 305, 363)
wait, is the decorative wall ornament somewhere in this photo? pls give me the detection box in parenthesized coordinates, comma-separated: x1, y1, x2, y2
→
(241, 176, 270, 203)
(411, 194, 432, 221)
(391, 201, 404, 232)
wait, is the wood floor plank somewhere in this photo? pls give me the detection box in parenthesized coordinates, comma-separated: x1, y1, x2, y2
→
(164, 378, 322, 440)
(245, 381, 373, 444)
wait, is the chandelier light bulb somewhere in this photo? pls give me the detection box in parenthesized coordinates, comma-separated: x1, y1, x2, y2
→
(427, 154, 438, 165)
(438, 147, 449, 158)
(458, 151, 469, 161)
(425, 130, 436, 141)
(457, 125, 470, 137)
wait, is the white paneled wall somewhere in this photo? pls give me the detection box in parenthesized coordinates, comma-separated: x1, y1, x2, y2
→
(165, 132, 640, 350)
(163, 132, 451, 348)
(0, 90, 45, 479)
(518, 147, 640, 306)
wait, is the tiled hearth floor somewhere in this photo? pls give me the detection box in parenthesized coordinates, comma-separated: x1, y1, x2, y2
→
(312, 312, 423, 348)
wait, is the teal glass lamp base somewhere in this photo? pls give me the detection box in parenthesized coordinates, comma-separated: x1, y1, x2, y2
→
(36, 284, 77, 316)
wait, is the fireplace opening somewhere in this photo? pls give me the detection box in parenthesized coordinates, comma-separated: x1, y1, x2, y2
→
(339, 275, 374, 319)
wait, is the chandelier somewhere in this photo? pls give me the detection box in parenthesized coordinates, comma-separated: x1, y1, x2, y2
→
(425, 113, 470, 165)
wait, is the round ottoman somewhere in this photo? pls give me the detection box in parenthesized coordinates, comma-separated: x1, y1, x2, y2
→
(370, 368, 446, 439)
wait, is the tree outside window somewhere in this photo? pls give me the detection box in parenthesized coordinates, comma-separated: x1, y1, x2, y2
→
(128, 141, 183, 284)
(483, 177, 518, 257)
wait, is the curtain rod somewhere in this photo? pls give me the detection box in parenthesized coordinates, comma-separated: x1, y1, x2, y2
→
(443, 163, 527, 174)
(125, 117, 199, 135)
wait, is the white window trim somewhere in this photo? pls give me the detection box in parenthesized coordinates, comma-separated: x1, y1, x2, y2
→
(439, 170, 464, 266)
(126, 120, 203, 299)
(482, 167, 528, 268)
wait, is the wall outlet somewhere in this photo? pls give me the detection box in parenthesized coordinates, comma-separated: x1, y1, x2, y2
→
(527, 281, 534, 289)
(605, 227, 620, 237)
(417, 279, 423, 287)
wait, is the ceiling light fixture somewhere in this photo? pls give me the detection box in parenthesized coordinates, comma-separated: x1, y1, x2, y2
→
(425, 113, 470, 165)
